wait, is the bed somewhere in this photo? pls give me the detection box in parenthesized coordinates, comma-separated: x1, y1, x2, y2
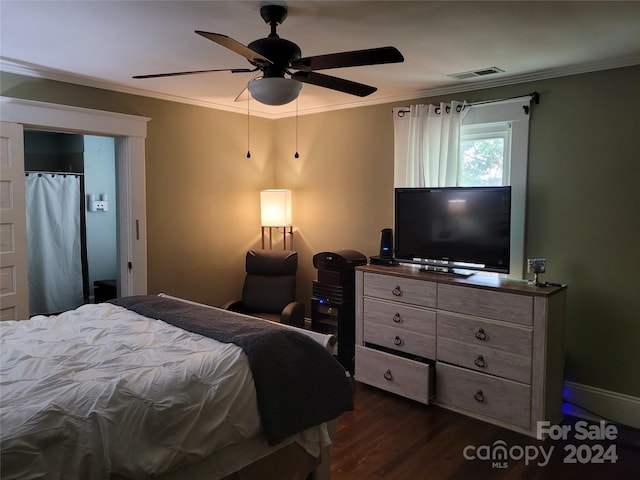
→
(0, 294, 353, 480)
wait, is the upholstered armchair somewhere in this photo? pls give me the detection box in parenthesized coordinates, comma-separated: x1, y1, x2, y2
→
(221, 249, 305, 328)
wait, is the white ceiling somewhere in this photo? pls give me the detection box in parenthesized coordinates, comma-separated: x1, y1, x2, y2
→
(2, 1, 639, 119)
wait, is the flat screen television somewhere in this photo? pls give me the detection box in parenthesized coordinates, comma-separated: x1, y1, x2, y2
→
(394, 186, 511, 274)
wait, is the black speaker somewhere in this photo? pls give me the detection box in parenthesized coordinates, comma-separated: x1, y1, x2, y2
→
(379, 228, 393, 258)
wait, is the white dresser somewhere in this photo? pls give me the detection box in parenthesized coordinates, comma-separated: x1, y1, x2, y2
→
(354, 264, 566, 437)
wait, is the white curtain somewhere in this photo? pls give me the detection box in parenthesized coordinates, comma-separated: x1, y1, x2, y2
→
(25, 174, 84, 315)
(393, 101, 465, 187)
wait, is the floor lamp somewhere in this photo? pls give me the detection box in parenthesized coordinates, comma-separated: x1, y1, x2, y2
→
(260, 189, 294, 250)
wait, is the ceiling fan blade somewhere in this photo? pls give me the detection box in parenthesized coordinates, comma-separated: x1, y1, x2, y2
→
(290, 46, 404, 72)
(133, 67, 255, 79)
(292, 71, 377, 97)
(195, 31, 273, 67)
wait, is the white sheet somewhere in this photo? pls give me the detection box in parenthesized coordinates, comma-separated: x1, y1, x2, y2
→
(0, 302, 328, 480)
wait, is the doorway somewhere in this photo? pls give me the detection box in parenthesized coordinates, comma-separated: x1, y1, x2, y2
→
(0, 96, 149, 320)
(24, 131, 118, 315)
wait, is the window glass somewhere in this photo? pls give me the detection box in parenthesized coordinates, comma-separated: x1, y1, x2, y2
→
(459, 123, 511, 187)
(459, 115, 525, 278)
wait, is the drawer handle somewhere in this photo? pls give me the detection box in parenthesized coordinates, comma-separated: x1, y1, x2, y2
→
(474, 355, 486, 368)
(392, 286, 403, 297)
(384, 369, 393, 381)
(475, 328, 488, 341)
(394, 335, 404, 346)
(474, 390, 485, 403)
(392, 313, 402, 323)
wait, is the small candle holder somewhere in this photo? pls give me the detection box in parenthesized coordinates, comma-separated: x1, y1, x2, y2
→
(527, 258, 546, 286)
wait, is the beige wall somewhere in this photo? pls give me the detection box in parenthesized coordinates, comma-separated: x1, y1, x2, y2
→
(273, 105, 397, 309)
(2, 65, 639, 400)
(142, 101, 276, 303)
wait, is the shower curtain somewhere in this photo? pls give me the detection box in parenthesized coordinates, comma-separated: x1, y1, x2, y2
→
(25, 173, 84, 315)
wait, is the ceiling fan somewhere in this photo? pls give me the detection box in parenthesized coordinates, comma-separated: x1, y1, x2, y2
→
(133, 4, 404, 105)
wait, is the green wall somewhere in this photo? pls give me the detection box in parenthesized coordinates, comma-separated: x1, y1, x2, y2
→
(523, 68, 640, 394)
(2, 65, 639, 399)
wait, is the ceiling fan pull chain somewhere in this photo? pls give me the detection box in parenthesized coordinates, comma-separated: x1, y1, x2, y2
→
(246, 96, 251, 158)
(294, 98, 299, 158)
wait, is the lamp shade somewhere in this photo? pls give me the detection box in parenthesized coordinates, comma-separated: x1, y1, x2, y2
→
(260, 189, 292, 226)
(248, 78, 302, 106)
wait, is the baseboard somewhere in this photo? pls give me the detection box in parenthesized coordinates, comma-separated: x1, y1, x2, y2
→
(564, 381, 640, 428)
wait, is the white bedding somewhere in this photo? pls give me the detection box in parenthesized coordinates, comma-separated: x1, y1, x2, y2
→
(0, 302, 329, 479)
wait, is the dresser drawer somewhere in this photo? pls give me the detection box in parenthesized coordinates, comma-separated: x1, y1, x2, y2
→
(355, 345, 434, 404)
(436, 362, 531, 429)
(364, 322, 436, 359)
(437, 312, 532, 356)
(438, 284, 533, 326)
(437, 337, 531, 384)
(363, 298, 436, 336)
(364, 272, 437, 308)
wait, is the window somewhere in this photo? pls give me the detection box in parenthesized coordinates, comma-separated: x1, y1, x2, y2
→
(460, 98, 531, 278)
(459, 123, 511, 187)
(393, 96, 533, 278)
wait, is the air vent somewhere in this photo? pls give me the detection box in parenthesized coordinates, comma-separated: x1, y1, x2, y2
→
(448, 67, 504, 80)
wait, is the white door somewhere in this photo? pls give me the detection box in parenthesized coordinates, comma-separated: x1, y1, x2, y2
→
(0, 121, 29, 320)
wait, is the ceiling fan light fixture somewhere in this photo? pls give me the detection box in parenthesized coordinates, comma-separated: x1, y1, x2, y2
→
(248, 77, 302, 105)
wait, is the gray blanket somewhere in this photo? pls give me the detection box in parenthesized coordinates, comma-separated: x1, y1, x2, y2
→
(109, 295, 353, 445)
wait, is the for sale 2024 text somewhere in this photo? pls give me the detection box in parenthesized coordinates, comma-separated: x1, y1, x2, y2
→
(538, 420, 618, 466)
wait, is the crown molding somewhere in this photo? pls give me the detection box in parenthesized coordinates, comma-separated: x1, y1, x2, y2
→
(0, 58, 250, 114)
(405, 55, 640, 103)
(2, 55, 639, 120)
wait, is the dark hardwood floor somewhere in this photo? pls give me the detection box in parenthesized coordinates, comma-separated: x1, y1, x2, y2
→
(330, 382, 640, 480)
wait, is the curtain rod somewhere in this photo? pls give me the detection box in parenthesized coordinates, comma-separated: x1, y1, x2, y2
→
(467, 91, 539, 107)
(395, 91, 540, 115)
(25, 171, 84, 176)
